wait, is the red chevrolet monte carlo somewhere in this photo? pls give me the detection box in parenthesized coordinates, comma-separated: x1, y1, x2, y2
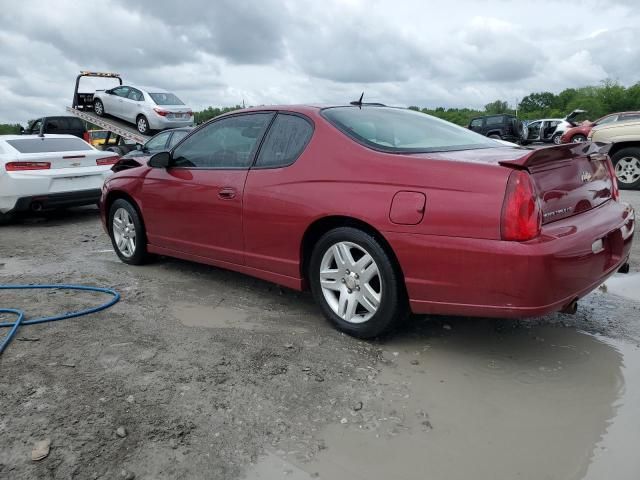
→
(100, 105, 635, 338)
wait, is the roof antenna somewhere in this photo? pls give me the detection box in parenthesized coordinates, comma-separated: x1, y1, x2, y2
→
(350, 92, 364, 109)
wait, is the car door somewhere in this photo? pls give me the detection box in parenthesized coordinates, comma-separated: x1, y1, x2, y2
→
(27, 118, 43, 135)
(121, 88, 144, 123)
(138, 112, 274, 264)
(468, 118, 483, 134)
(526, 120, 541, 141)
(105, 86, 130, 117)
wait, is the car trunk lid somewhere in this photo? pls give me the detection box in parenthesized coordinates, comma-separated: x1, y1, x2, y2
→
(499, 142, 616, 224)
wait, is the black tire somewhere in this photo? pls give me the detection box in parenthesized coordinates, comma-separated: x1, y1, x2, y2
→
(108, 199, 150, 265)
(94, 99, 105, 116)
(309, 227, 407, 338)
(552, 133, 562, 145)
(611, 147, 640, 190)
(136, 115, 150, 135)
(571, 134, 587, 143)
(488, 134, 502, 139)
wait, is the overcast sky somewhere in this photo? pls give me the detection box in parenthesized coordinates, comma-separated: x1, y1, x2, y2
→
(0, 0, 638, 124)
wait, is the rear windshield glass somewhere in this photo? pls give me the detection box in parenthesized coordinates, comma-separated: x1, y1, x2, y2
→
(90, 131, 109, 139)
(6, 137, 92, 153)
(321, 106, 500, 153)
(149, 92, 185, 106)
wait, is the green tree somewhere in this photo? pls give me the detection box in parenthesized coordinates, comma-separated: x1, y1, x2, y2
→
(484, 100, 509, 114)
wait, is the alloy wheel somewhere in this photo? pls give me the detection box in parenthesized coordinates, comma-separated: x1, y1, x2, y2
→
(112, 207, 137, 258)
(615, 156, 640, 185)
(94, 101, 103, 115)
(319, 241, 382, 324)
(137, 117, 148, 134)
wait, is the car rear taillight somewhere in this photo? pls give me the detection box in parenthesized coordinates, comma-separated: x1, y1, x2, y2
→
(153, 108, 169, 117)
(501, 170, 542, 241)
(5, 162, 51, 171)
(186, 110, 193, 117)
(605, 157, 620, 201)
(96, 156, 120, 166)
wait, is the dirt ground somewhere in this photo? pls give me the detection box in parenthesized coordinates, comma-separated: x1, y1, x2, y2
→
(1, 192, 639, 480)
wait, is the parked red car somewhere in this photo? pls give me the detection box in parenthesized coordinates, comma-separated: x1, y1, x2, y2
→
(100, 105, 634, 338)
(561, 111, 640, 143)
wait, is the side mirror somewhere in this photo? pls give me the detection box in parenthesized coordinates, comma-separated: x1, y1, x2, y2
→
(19, 126, 25, 135)
(148, 151, 171, 168)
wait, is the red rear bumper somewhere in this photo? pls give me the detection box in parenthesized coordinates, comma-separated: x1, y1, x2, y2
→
(386, 200, 635, 318)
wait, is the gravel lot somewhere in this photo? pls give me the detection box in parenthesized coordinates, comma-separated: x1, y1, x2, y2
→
(1, 191, 639, 480)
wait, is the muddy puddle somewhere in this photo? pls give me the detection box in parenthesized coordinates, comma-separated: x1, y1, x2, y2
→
(244, 320, 640, 480)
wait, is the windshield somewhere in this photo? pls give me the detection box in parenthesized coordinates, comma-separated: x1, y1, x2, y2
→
(321, 106, 500, 153)
(149, 92, 185, 106)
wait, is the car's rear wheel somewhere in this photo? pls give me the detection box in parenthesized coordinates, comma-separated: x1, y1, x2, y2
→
(136, 115, 150, 135)
(552, 133, 562, 145)
(108, 199, 149, 265)
(571, 134, 587, 143)
(309, 227, 407, 338)
(94, 99, 104, 116)
(612, 147, 640, 190)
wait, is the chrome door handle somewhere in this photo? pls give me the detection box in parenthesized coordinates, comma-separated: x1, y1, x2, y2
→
(218, 187, 236, 199)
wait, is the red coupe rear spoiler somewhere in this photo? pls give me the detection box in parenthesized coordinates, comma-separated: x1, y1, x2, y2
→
(499, 142, 612, 169)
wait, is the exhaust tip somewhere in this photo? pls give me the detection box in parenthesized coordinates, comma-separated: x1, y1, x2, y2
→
(30, 201, 43, 212)
(561, 298, 578, 315)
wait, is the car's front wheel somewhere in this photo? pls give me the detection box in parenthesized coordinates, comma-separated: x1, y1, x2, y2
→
(571, 134, 587, 143)
(108, 199, 149, 264)
(309, 227, 407, 338)
(136, 115, 150, 135)
(612, 147, 640, 190)
(552, 133, 562, 145)
(94, 99, 105, 116)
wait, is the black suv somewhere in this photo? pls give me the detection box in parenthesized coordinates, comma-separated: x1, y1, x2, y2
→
(467, 114, 524, 143)
(21, 116, 87, 140)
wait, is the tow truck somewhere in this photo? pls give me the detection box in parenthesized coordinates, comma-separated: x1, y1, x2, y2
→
(66, 71, 152, 155)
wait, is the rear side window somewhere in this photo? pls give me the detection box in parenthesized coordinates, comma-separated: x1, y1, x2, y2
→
(255, 114, 313, 168)
(322, 106, 498, 153)
(470, 118, 483, 127)
(6, 138, 92, 153)
(149, 92, 184, 105)
(67, 118, 84, 130)
(485, 116, 503, 125)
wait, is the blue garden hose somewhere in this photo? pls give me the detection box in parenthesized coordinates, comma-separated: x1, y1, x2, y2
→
(0, 284, 120, 354)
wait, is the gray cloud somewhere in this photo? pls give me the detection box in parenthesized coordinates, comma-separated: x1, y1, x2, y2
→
(0, 0, 638, 124)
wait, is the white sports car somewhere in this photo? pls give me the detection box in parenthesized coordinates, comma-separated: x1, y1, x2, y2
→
(0, 134, 118, 224)
(93, 85, 194, 135)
